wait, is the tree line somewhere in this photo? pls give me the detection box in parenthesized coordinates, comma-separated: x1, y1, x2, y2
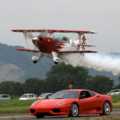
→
(0, 63, 119, 96)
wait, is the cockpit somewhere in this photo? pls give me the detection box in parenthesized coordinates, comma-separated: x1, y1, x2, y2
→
(52, 34, 69, 42)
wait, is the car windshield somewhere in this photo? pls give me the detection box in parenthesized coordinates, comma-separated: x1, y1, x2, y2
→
(110, 89, 120, 93)
(49, 91, 79, 99)
(39, 93, 45, 97)
(22, 94, 28, 98)
(0, 94, 10, 98)
(2, 95, 9, 98)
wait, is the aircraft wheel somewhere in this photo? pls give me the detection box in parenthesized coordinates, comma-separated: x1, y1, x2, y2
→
(33, 61, 37, 64)
(69, 103, 79, 117)
(35, 114, 44, 118)
(101, 102, 111, 116)
(54, 62, 59, 64)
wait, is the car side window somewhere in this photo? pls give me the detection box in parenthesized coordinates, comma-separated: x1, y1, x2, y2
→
(79, 91, 95, 99)
(89, 91, 95, 97)
(2, 95, 9, 98)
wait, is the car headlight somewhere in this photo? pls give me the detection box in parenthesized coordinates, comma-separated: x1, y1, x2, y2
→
(31, 101, 38, 106)
(55, 101, 67, 105)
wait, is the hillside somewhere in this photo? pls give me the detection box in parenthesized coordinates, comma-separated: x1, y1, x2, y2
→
(0, 43, 53, 83)
(0, 43, 119, 84)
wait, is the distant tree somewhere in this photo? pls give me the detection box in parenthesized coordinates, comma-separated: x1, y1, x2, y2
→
(0, 64, 116, 96)
(0, 81, 23, 96)
(114, 76, 120, 89)
(46, 63, 90, 92)
(88, 76, 114, 94)
(23, 78, 45, 95)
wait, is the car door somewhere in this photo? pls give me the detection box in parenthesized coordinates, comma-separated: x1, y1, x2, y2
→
(78, 90, 100, 114)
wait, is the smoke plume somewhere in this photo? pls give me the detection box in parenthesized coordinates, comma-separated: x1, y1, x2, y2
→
(60, 53, 120, 74)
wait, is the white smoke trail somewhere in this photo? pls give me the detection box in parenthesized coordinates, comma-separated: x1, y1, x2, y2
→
(60, 53, 120, 74)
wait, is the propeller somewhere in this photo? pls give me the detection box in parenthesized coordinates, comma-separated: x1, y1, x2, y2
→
(23, 32, 39, 57)
(23, 30, 50, 59)
(24, 29, 50, 42)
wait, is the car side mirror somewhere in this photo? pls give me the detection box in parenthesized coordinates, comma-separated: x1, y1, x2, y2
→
(96, 95, 100, 98)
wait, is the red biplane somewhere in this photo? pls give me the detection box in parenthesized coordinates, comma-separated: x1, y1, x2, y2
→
(12, 29, 97, 64)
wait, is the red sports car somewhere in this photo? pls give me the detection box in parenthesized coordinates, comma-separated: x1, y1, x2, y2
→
(30, 89, 112, 118)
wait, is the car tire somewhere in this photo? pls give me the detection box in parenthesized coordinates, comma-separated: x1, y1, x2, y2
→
(69, 103, 79, 117)
(35, 114, 44, 118)
(101, 101, 111, 116)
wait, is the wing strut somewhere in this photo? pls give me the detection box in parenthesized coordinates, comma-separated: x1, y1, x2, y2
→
(23, 31, 29, 49)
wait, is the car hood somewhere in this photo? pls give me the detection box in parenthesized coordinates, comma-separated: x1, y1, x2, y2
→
(31, 99, 74, 108)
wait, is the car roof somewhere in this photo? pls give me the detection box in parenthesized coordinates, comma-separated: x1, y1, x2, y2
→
(109, 89, 120, 92)
(23, 93, 35, 95)
(61, 89, 95, 92)
(0, 94, 10, 96)
(112, 89, 120, 90)
(61, 89, 99, 95)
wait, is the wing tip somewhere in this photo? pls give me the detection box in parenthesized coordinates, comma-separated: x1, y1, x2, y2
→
(90, 31, 97, 34)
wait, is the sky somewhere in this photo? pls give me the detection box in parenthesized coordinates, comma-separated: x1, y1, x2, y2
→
(0, 0, 120, 53)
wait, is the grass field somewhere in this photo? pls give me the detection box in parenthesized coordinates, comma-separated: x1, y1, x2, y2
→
(0, 95, 120, 114)
(0, 99, 35, 114)
(111, 95, 120, 103)
(111, 95, 120, 108)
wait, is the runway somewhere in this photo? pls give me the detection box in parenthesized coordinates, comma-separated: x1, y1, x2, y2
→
(0, 108, 120, 120)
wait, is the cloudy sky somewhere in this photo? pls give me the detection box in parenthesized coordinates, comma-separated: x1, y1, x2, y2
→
(0, 0, 120, 53)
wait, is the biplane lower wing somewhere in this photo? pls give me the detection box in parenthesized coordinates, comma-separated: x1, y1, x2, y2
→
(16, 48, 40, 52)
(16, 48, 97, 53)
(57, 50, 97, 53)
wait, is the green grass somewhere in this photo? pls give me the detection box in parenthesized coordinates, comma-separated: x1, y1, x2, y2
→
(0, 106, 29, 114)
(0, 99, 35, 107)
(82, 117, 120, 120)
(0, 99, 36, 114)
(111, 95, 120, 103)
(0, 95, 120, 114)
(113, 104, 120, 108)
(111, 95, 120, 108)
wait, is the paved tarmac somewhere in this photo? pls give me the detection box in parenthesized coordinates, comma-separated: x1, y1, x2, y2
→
(0, 108, 120, 120)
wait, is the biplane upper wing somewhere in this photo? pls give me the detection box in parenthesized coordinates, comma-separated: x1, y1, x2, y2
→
(12, 29, 96, 34)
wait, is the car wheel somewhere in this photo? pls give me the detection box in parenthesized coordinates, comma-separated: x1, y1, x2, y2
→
(35, 114, 44, 118)
(69, 103, 79, 117)
(101, 102, 111, 115)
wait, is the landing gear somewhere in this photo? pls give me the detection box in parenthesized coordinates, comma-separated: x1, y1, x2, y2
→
(54, 62, 59, 64)
(52, 52, 62, 64)
(33, 61, 37, 64)
(32, 53, 44, 64)
(32, 56, 38, 64)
